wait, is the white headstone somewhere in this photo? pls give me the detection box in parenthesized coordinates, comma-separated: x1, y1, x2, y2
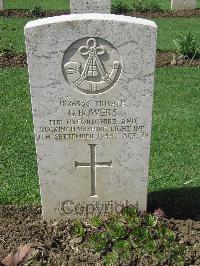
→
(70, 0, 111, 14)
(25, 8, 157, 220)
(0, 0, 4, 10)
(171, 0, 196, 10)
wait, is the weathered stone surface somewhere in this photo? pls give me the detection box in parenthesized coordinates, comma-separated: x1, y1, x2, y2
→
(25, 14, 157, 220)
(171, 0, 196, 10)
(70, 0, 111, 14)
(0, 0, 4, 10)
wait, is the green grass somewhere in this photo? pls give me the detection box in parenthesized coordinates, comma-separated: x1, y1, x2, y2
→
(1, 17, 200, 53)
(0, 67, 199, 205)
(150, 67, 200, 191)
(153, 18, 200, 51)
(5, 0, 70, 10)
(159, 0, 200, 9)
(124, 0, 182, 10)
(4, 0, 200, 11)
(0, 18, 29, 53)
(0, 69, 39, 204)
(4, 0, 200, 10)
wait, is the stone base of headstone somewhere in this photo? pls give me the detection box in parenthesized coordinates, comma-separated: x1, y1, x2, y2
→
(171, 0, 196, 10)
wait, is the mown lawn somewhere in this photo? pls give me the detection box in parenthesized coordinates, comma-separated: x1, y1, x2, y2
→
(0, 67, 199, 205)
(150, 67, 200, 191)
(1, 17, 200, 53)
(0, 18, 29, 54)
(3, 0, 171, 10)
(0, 69, 39, 204)
(4, 0, 70, 10)
(153, 18, 200, 51)
(3, 0, 200, 10)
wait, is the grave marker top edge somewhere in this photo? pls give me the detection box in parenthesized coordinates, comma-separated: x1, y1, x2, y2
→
(25, 14, 157, 30)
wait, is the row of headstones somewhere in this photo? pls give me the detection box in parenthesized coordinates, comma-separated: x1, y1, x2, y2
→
(0, 0, 197, 11)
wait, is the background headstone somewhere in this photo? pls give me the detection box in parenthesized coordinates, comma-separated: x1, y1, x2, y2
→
(0, 0, 4, 10)
(70, 0, 111, 14)
(25, 10, 157, 220)
(171, 0, 196, 10)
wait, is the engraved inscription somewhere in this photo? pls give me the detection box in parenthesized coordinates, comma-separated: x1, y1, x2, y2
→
(59, 200, 138, 216)
(75, 144, 112, 197)
(62, 37, 121, 94)
(35, 98, 149, 142)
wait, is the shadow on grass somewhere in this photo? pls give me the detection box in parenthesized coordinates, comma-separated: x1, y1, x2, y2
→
(148, 187, 200, 221)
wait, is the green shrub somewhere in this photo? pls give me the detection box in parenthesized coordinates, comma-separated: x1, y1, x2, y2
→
(121, 204, 138, 218)
(106, 218, 127, 240)
(144, 214, 158, 227)
(174, 32, 200, 59)
(89, 232, 109, 252)
(104, 252, 118, 266)
(72, 219, 86, 238)
(133, 0, 162, 12)
(30, 5, 45, 17)
(86, 206, 185, 265)
(112, 239, 131, 253)
(90, 215, 103, 228)
(111, 0, 131, 14)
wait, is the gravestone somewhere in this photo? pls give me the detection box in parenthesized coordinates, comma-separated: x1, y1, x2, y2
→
(0, 0, 4, 10)
(171, 0, 196, 10)
(70, 0, 111, 14)
(25, 1, 157, 220)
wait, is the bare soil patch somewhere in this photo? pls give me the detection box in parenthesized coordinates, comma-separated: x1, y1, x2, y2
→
(0, 8, 200, 18)
(0, 205, 199, 265)
(1, 51, 200, 69)
(0, 53, 27, 68)
(127, 8, 200, 18)
(156, 51, 200, 68)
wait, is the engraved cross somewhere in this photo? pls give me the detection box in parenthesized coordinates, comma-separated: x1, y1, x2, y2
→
(75, 144, 112, 197)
